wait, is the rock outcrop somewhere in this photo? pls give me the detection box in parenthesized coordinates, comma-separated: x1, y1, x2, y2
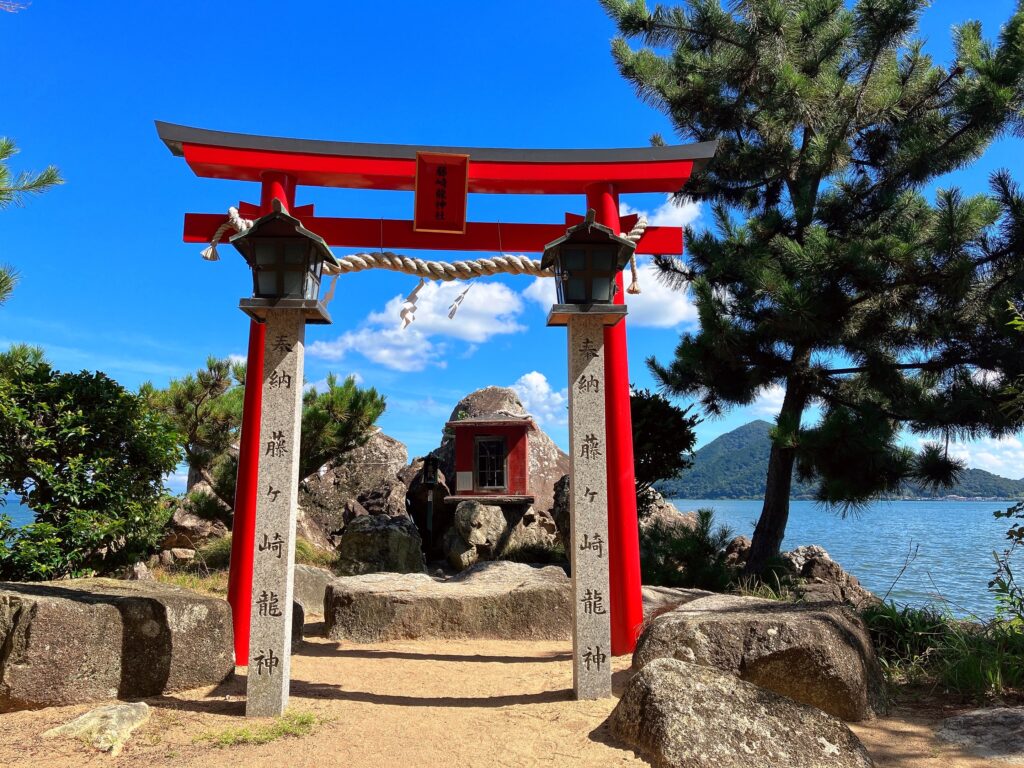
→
(784, 545, 879, 610)
(293, 564, 335, 615)
(335, 514, 425, 576)
(937, 706, 1024, 763)
(633, 592, 886, 721)
(440, 500, 561, 571)
(298, 430, 410, 546)
(0, 579, 234, 712)
(609, 657, 875, 768)
(324, 560, 571, 642)
(159, 505, 228, 550)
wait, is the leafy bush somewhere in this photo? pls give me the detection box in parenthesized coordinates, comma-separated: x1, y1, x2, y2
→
(863, 601, 1024, 696)
(640, 507, 734, 591)
(0, 348, 180, 579)
(193, 534, 337, 572)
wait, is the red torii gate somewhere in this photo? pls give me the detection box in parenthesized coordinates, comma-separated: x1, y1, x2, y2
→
(156, 121, 716, 663)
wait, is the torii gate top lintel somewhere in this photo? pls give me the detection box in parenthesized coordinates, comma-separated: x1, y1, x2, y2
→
(155, 121, 718, 195)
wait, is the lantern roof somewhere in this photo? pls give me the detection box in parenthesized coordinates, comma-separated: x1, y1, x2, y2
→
(445, 415, 537, 431)
(230, 199, 340, 268)
(539, 210, 637, 270)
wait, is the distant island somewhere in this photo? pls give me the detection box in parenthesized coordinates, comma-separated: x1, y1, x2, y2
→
(656, 420, 1024, 501)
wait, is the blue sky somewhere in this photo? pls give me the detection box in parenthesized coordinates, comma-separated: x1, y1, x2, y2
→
(1, 1, 1022, 488)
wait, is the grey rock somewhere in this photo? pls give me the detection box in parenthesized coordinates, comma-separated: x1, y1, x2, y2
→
(443, 525, 478, 571)
(783, 545, 879, 610)
(0, 579, 234, 712)
(609, 657, 875, 768)
(937, 706, 1024, 763)
(160, 505, 228, 550)
(292, 600, 304, 647)
(455, 500, 507, 551)
(335, 514, 425, 576)
(324, 560, 571, 642)
(724, 535, 752, 568)
(128, 562, 153, 581)
(641, 585, 715, 619)
(358, 477, 409, 517)
(634, 592, 886, 721)
(505, 506, 560, 552)
(43, 702, 151, 756)
(298, 429, 409, 544)
(293, 564, 334, 615)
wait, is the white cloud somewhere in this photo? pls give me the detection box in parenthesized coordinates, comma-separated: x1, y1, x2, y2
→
(308, 279, 526, 372)
(922, 435, 1024, 478)
(521, 256, 697, 329)
(227, 353, 247, 366)
(511, 371, 568, 427)
(621, 194, 702, 228)
(753, 384, 786, 416)
(366, 280, 525, 343)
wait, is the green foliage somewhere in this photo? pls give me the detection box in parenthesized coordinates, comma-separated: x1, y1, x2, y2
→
(0, 348, 180, 579)
(863, 601, 1024, 695)
(183, 489, 231, 523)
(300, 374, 387, 479)
(147, 357, 243, 505)
(0, 137, 62, 210)
(0, 265, 16, 306)
(630, 387, 701, 496)
(193, 534, 337, 572)
(639, 507, 735, 590)
(603, 0, 1024, 571)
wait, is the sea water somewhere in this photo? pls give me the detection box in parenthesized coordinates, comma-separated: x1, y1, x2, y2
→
(671, 498, 1021, 619)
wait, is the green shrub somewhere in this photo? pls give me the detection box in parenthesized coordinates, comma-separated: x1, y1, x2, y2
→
(0, 350, 181, 580)
(863, 601, 1024, 696)
(640, 507, 734, 591)
(193, 534, 336, 572)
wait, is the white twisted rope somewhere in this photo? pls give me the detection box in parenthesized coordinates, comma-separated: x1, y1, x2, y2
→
(199, 208, 648, 292)
(200, 207, 253, 262)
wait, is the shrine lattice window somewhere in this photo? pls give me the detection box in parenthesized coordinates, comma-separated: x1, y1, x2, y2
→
(475, 437, 506, 490)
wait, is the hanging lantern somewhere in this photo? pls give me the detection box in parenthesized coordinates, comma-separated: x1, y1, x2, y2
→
(540, 209, 636, 306)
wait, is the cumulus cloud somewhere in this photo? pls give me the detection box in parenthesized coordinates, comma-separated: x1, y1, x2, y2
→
(621, 194, 702, 228)
(511, 371, 568, 427)
(308, 279, 525, 372)
(753, 384, 786, 416)
(922, 435, 1024, 478)
(522, 256, 697, 329)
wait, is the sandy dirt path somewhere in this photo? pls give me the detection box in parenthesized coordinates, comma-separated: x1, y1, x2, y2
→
(0, 628, 1004, 768)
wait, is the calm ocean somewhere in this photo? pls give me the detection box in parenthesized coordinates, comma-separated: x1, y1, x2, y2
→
(671, 498, 1020, 619)
(4, 494, 1016, 617)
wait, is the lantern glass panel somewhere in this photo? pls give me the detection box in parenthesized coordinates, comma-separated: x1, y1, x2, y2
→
(284, 241, 305, 264)
(564, 247, 586, 271)
(591, 276, 613, 302)
(592, 250, 615, 271)
(257, 270, 277, 296)
(566, 277, 587, 302)
(282, 270, 303, 296)
(254, 242, 279, 267)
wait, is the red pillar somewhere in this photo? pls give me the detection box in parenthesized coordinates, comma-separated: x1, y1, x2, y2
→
(586, 183, 644, 656)
(226, 171, 295, 665)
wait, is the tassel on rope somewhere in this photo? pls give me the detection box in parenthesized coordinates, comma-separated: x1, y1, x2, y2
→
(322, 275, 339, 307)
(200, 207, 253, 262)
(400, 278, 427, 329)
(626, 253, 641, 295)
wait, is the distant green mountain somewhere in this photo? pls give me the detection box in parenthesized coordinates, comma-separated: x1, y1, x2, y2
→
(656, 420, 1024, 500)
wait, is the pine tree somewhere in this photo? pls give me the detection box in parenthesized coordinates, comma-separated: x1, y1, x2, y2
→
(0, 137, 63, 305)
(602, 0, 1024, 574)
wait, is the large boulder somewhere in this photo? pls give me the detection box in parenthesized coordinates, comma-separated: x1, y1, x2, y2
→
(937, 706, 1024, 763)
(324, 560, 571, 642)
(335, 514, 425, 576)
(293, 564, 335, 615)
(298, 429, 409, 544)
(634, 593, 885, 721)
(0, 579, 234, 712)
(783, 545, 879, 610)
(159, 505, 228, 550)
(441, 500, 560, 570)
(434, 387, 569, 514)
(551, 474, 570, 547)
(609, 657, 875, 768)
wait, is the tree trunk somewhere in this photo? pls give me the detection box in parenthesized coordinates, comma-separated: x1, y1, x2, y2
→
(744, 380, 808, 577)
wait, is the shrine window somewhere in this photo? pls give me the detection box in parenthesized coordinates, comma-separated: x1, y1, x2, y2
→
(475, 437, 506, 490)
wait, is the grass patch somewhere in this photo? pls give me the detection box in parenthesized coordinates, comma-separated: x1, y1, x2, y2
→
(194, 710, 326, 748)
(152, 566, 229, 595)
(862, 600, 1024, 697)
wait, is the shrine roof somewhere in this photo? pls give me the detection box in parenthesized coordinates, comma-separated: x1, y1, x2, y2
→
(155, 121, 718, 194)
(445, 415, 538, 431)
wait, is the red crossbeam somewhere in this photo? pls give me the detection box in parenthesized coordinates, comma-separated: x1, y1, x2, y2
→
(183, 214, 683, 255)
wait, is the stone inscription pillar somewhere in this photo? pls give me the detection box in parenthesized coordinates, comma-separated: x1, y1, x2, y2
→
(567, 313, 613, 700)
(246, 310, 305, 717)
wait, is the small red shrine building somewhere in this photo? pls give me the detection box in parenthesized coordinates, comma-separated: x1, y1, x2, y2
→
(445, 415, 536, 505)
